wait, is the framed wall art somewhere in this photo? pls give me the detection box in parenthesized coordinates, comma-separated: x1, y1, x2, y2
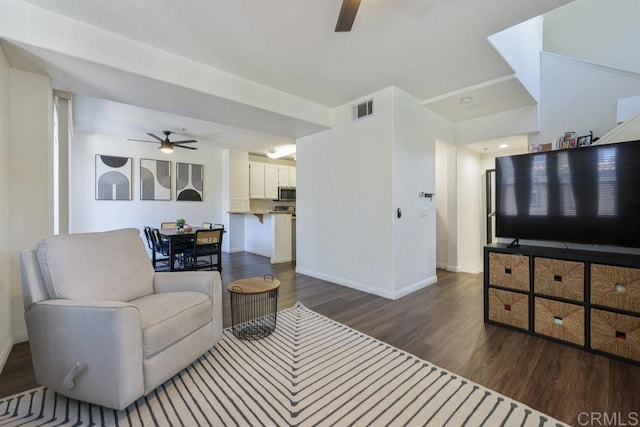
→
(176, 162, 203, 201)
(95, 155, 132, 200)
(140, 158, 171, 200)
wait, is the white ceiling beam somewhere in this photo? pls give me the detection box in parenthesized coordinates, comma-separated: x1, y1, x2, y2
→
(0, 0, 333, 137)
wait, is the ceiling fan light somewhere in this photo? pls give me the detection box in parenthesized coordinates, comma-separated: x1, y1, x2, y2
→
(160, 141, 174, 153)
(267, 145, 296, 159)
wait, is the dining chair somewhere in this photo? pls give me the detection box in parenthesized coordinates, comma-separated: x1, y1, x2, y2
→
(143, 226, 154, 251)
(188, 229, 223, 271)
(144, 226, 169, 270)
(213, 223, 225, 230)
(161, 222, 178, 229)
(151, 228, 170, 256)
(202, 222, 213, 229)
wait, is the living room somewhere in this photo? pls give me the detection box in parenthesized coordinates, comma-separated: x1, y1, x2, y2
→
(1, 0, 640, 425)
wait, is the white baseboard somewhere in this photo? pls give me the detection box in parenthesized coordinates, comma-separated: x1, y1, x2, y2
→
(393, 275, 437, 299)
(0, 335, 12, 374)
(245, 248, 271, 258)
(446, 265, 460, 273)
(295, 268, 437, 300)
(295, 267, 396, 299)
(226, 247, 245, 253)
(436, 262, 448, 270)
(13, 330, 28, 343)
(271, 256, 292, 264)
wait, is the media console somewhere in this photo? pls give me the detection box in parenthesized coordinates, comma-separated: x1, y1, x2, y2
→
(484, 243, 640, 365)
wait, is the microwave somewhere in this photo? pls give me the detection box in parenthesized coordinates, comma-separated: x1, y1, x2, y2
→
(278, 186, 296, 201)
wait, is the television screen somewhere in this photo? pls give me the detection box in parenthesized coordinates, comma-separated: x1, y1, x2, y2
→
(495, 140, 640, 247)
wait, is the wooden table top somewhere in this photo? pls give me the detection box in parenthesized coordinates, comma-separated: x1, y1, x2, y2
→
(158, 227, 203, 237)
(227, 276, 281, 294)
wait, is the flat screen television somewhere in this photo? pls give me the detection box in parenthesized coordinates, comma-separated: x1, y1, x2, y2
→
(495, 140, 640, 248)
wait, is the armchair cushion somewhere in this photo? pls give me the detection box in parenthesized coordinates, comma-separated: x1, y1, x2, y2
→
(131, 292, 211, 358)
(37, 228, 154, 301)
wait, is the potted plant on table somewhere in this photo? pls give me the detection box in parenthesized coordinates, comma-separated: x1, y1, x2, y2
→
(176, 218, 186, 230)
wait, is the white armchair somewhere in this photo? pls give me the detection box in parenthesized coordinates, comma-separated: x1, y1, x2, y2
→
(19, 228, 223, 410)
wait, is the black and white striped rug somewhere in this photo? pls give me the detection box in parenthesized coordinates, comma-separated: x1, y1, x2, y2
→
(0, 303, 564, 426)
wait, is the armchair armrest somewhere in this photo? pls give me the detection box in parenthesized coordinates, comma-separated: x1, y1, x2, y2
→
(25, 299, 144, 410)
(153, 271, 223, 344)
(153, 271, 221, 299)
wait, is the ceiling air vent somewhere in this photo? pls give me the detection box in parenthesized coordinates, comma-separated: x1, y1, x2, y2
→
(352, 99, 374, 121)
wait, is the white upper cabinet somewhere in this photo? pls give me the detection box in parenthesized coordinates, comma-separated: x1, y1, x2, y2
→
(278, 167, 289, 187)
(277, 166, 296, 187)
(250, 161, 296, 199)
(289, 167, 296, 187)
(264, 164, 279, 199)
(249, 162, 265, 199)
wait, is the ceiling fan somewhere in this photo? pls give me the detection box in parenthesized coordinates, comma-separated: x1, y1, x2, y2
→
(128, 130, 198, 153)
(335, 0, 361, 32)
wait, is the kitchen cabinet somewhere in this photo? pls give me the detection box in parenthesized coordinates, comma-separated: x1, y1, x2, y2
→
(289, 168, 296, 186)
(243, 212, 292, 263)
(265, 165, 279, 199)
(278, 166, 297, 187)
(249, 162, 265, 199)
(250, 161, 296, 199)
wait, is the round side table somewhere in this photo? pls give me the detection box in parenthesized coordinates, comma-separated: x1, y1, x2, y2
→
(227, 275, 280, 340)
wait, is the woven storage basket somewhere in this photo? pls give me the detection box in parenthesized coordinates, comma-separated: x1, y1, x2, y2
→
(534, 258, 584, 302)
(591, 309, 640, 362)
(488, 253, 529, 291)
(591, 264, 640, 313)
(488, 288, 529, 330)
(534, 297, 584, 345)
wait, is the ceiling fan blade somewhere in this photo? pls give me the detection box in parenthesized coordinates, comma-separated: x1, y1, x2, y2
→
(174, 144, 198, 150)
(146, 132, 164, 142)
(171, 139, 198, 144)
(335, 0, 361, 32)
(128, 138, 158, 143)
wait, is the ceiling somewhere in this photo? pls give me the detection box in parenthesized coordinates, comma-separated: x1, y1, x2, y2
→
(462, 134, 529, 155)
(73, 95, 296, 155)
(1, 0, 574, 154)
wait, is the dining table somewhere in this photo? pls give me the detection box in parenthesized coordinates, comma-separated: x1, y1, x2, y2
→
(157, 227, 202, 272)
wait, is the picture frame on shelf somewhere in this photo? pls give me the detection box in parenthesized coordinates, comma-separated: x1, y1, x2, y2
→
(563, 131, 577, 149)
(577, 132, 593, 148)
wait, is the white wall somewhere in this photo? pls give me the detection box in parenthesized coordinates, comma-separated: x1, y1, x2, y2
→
(455, 147, 483, 274)
(222, 149, 249, 252)
(8, 69, 53, 342)
(70, 132, 223, 246)
(0, 46, 11, 369)
(530, 53, 640, 146)
(392, 88, 448, 296)
(297, 87, 454, 299)
(544, 0, 640, 75)
(435, 141, 449, 269)
(489, 16, 543, 102)
(296, 88, 395, 297)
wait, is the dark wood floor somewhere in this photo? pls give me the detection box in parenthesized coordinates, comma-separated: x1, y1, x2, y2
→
(2, 251, 639, 425)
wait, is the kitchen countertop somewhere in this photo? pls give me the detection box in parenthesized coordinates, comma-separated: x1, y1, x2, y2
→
(228, 210, 294, 215)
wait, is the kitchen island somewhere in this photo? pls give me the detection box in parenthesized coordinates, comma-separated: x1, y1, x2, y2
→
(228, 211, 293, 264)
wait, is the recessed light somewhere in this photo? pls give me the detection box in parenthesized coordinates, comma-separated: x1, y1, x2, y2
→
(460, 96, 472, 104)
(499, 144, 509, 149)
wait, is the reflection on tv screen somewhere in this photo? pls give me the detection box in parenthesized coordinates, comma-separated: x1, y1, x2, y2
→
(495, 141, 640, 247)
